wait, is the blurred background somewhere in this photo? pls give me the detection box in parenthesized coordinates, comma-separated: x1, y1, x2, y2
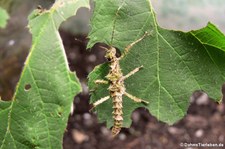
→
(0, 0, 224, 149)
(152, 0, 225, 32)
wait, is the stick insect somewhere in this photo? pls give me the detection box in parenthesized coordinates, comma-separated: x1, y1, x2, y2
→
(91, 32, 150, 136)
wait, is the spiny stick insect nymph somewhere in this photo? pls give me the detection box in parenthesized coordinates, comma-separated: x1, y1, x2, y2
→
(91, 32, 150, 136)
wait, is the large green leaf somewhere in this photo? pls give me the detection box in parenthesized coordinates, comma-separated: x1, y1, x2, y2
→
(88, 0, 225, 128)
(0, 0, 89, 148)
(0, 7, 9, 28)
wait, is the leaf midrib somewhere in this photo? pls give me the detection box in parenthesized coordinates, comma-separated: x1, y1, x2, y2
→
(0, 13, 52, 149)
(147, 0, 189, 118)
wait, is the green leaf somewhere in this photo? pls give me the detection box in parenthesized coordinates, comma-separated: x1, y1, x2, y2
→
(0, 7, 9, 28)
(88, 0, 225, 128)
(0, 0, 89, 148)
(191, 22, 225, 52)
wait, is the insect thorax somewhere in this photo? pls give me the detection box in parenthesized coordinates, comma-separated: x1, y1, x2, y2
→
(104, 47, 125, 94)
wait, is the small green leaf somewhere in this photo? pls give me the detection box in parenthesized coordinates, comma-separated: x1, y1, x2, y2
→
(0, 7, 9, 28)
(191, 22, 225, 52)
(88, 0, 225, 128)
(0, 0, 89, 149)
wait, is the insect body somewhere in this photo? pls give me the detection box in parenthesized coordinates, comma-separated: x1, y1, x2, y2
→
(92, 32, 150, 136)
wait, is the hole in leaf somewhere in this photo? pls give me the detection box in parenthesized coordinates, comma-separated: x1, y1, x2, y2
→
(24, 84, 31, 91)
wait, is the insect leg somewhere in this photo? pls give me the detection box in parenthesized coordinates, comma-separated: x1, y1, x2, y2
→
(90, 95, 110, 111)
(89, 80, 109, 92)
(120, 31, 150, 58)
(124, 92, 149, 104)
(95, 79, 109, 84)
(121, 65, 143, 80)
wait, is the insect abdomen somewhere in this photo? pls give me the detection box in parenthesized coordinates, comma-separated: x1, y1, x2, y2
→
(111, 94, 123, 136)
